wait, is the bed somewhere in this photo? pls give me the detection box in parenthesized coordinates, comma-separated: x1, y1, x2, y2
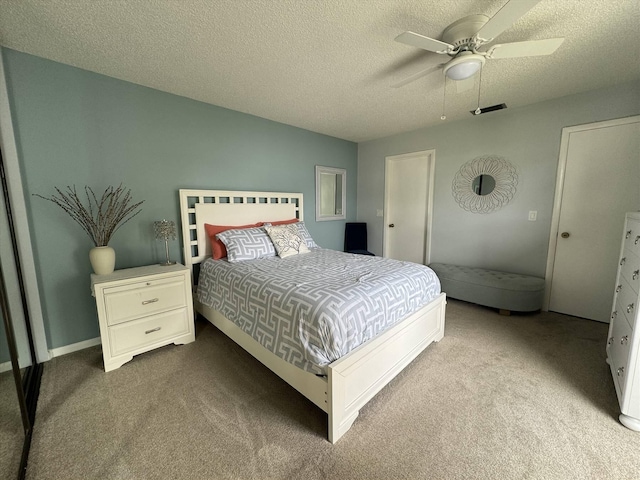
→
(179, 189, 446, 443)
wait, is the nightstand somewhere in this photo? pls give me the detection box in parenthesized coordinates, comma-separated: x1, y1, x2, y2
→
(92, 263, 195, 372)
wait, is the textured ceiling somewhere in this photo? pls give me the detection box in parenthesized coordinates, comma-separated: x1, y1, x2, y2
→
(0, 0, 639, 142)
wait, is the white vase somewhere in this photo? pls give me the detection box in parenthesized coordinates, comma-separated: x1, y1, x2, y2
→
(89, 246, 115, 275)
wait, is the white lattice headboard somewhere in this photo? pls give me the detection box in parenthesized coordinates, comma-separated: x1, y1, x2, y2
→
(178, 189, 303, 277)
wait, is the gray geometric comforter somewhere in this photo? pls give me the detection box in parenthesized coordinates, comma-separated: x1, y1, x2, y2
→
(197, 248, 441, 374)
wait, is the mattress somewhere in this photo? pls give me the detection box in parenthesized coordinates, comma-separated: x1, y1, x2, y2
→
(197, 248, 441, 374)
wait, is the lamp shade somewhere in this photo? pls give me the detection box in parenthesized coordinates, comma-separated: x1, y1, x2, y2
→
(154, 220, 177, 266)
(153, 220, 176, 240)
(443, 53, 485, 81)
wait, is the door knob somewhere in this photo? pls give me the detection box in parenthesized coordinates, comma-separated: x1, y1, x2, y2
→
(388, 224, 395, 228)
(561, 232, 570, 238)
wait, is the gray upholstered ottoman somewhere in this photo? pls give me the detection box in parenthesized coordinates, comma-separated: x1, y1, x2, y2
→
(429, 263, 545, 314)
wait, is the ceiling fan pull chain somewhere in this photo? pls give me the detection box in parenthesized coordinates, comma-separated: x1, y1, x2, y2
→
(441, 76, 447, 120)
(474, 68, 483, 115)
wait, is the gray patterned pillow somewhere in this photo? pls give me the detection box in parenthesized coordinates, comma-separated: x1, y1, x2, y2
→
(215, 226, 276, 263)
(295, 221, 318, 249)
(265, 225, 310, 258)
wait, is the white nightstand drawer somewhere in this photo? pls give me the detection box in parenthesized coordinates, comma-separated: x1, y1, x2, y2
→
(109, 307, 190, 357)
(104, 276, 187, 326)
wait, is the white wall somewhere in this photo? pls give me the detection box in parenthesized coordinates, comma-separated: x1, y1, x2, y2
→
(357, 81, 640, 277)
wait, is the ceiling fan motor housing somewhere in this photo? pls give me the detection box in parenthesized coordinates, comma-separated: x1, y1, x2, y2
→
(442, 14, 490, 53)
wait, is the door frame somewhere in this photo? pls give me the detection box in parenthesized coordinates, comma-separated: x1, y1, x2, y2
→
(383, 149, 435, 263)
(543, 115, 640, 311)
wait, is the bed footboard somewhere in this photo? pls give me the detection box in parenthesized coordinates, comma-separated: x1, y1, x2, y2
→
(198, 292, 446, 444)
(327, 293, 446, 443)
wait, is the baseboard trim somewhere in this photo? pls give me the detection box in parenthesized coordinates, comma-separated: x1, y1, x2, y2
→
(48, 337, 101, 358)
(0, 360, 11, 373)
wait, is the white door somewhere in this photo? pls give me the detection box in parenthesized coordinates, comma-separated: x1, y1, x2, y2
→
(383, 150, 435, 264)
(547, 116, 640, 322)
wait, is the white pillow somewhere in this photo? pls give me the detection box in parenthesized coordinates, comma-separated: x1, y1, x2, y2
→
(265, 225, 310, 258)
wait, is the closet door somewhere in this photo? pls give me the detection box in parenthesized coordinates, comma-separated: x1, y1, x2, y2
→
(546, 116, 640, 322)
(0, 150, 42, 480)
(0, 307, 25, 478)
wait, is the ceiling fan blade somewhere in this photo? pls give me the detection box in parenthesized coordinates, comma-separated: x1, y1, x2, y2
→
(476, 0, 542, 41)
(487, 37, 564, 59)
(391, 64, 443, 88)
(454, 76, 476, 93)
(395, 31, 453, 53)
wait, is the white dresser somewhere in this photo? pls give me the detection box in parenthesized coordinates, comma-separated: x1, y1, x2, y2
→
(607, 212, 640, 431)
(92, 263, 195, 372)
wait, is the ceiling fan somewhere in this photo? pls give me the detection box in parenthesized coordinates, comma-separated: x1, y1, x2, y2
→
(392, 0, 564, 89)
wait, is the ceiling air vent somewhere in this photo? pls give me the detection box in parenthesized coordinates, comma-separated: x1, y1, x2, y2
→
(471, 103, 507, 115)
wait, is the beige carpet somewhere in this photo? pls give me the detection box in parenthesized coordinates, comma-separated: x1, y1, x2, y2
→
(25, 300, 640, 479)
(1, 370, 23, 479)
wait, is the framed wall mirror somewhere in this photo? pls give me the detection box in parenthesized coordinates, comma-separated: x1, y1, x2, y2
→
(452, 155, 518, 214)
(315, 166, 346, 221)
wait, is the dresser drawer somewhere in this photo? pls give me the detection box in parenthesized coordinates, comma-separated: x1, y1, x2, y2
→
(104, 276, 187, 326)
(620, 251, 640, 294)
(623, 219, 640, 258)
(609, 315, 633, 398)
(614, 276, 637, 331)
(108, 307, 190, 357)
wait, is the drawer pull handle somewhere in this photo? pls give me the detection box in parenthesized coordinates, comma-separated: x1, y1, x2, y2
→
(620, 257, 626, 266)
(617, 367, 625, 377)
(145, 327, 161, 334)
(621, 335, 629, 345)
(634, 270, 639, 280)
(616, 284, 623, 293)
(142, 298, 159, 305)
(627, 303, 635, 313)
(626, 230, 632, 239)
(636, 236, 640, 245)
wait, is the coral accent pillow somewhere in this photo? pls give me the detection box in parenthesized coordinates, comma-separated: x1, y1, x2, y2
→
(267, 218, 299, 226)
(204, 223, 262, 259)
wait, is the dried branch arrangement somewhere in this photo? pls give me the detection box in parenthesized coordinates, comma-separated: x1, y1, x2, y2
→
(34, 184, 144, 247)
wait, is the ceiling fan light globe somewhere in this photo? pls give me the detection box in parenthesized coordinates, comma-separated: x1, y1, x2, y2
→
(443, 53, 485, 80)
(445, 60, 482, 80)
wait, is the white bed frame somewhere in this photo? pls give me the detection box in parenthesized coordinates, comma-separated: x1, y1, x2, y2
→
(179, 189, 446, 443)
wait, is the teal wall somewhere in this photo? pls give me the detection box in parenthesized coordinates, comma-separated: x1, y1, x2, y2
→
(2, 48, 357, 350)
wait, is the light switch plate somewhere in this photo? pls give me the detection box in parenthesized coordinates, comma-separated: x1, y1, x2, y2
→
(376, 209, 383, 217)
(528, 211, 537, 221)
